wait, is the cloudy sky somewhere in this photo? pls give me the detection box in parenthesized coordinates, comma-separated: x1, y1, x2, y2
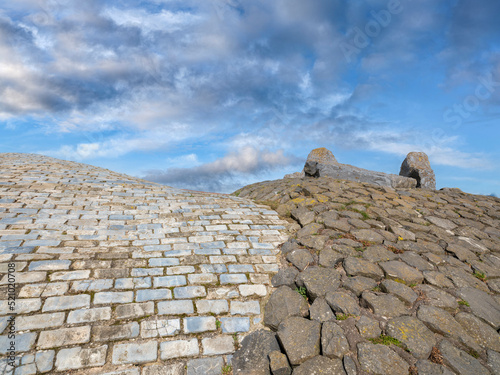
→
(1, 0, 499, 195)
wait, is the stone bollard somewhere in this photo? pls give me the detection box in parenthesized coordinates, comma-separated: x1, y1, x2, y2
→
(399, 152, 436, 190)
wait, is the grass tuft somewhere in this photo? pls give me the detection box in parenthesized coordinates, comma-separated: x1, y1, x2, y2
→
(368, 335, 406, 350)
(336, 313, 355, 321)
(473, 271, 486, 282)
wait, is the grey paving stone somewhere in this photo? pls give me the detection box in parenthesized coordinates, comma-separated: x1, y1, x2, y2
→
(183, 316, 216, 333)
(160, 338, 199, 359)
(142, 363, 185, 375)
(100, 368, 140, 375)
(42, 295, 90, 312)
(67, 307, 111, 323)
(115, 277, 152, 289)
(136, 289, 172, 302)
(141, 319, 181, 338)
(55, 345, 107, 371)
(115, 302, 154, 319)
(95, 291, 134, 304)
(93, 322, 139, 341)
(17, 312, 65, 330)
(28, 260, 70, 271)
(239, 284, 267, 297)
(35, 350, 55, 373)
(50, 270, 90, 281)
(173, 286, 206, 299)
(0, 154, 290, 373)
(0, 332, 37, 354)
(154, 275, 187, 287)
(188, 273, 217, 284)
(230, 300, 261, 315)
(112, 341, 158, 365)
(37, 326, 91, 349)
(220, 317, 250, 333)
(202, 335, 234, 355)
(187, 357, 224, 375)
(220, 273, 247, 284)
(456, 312, 500, 351)
(158, 300, 194, 315)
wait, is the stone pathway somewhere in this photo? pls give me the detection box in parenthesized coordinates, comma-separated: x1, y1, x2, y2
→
(0, 153, 289, 375)
(233, 177, 500, 375)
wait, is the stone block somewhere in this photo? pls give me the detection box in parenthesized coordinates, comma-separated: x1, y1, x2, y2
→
(160, 338, 199, 360)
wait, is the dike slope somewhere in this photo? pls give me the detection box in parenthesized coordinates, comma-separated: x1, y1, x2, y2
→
(0, 153, 289, 375)
(232, 176, 500, 375)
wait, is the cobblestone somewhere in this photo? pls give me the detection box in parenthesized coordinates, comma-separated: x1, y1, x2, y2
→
(0, 153, 288, 374)
(55, 345, 107, 371)
(160, 338, 200, 359)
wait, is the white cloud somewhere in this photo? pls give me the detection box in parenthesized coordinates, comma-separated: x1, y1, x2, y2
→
(143, 146, 296, 192)
(102, 7, 201, 34)
(42, 126, 194, 160)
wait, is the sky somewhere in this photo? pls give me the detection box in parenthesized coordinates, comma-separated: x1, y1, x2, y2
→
(1, 0, 499, 196)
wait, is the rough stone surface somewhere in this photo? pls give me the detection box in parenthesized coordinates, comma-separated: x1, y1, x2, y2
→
(379, 260, 424, 285)
(414, 284, 458, 312)
(271, 268, 299, 289)
(292, 356, 346, 375)
(309, 297, 335, 322)
(286, 249, 314, 271)
(386, 316, 436, 359)
(356, 315, 381, 339)
(361, 291, 409, 318)
(321, 321, 350, 359)
(416, 359, 456, 375)
(277, 316, 321, 366)
(344, 257, 384, 281)
(438, 340, 490, 375)
(342, 276, 377, 297)
(357, 342, 409, 375)
(455, 312, 500, 351)
(326, 291, 361, 316)
(305, 147, 338, 165)
(455, 287, 500, 329)
(263, 286, 309, 330)
(487, 350, 500, 374)
(305, 160, 417, 189)
(232, 330, 280, 375)
(399, 152, 436, 189)
(268, 350, 291, 375)
(380, 279, 418, 305)
(417, 305, 481, 352)
(187, 357, 225, 375)
(296, 267, 341, 301)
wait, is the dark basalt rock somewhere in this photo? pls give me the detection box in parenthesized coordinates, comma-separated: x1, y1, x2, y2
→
(232, 330, 281, 375)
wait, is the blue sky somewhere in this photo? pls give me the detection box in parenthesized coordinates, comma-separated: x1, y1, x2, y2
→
(1, 0, 499, 195)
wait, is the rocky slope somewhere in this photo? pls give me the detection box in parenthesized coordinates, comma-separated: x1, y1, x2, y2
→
(231, 176, 500, 375)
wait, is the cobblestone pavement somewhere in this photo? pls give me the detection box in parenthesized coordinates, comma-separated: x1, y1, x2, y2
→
(0, 153, 289, 375)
